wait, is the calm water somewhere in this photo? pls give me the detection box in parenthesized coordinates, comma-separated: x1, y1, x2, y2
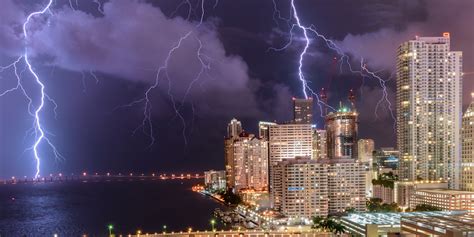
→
(0, 179, 223, 236)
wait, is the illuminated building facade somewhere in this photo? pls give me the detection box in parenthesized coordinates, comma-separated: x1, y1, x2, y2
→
(271, 157, 328, 218)
(258, 121, 277, 141)
(374, 147, 399, 170)
(225, 119, 268, 192)
(393, 181, 448, 209)
(232, 132, 268, 191)
(227, 118, 243, 138)
(397, 33, 463, 189)
(204, 170, 226, 191)
(325, 159, 366, 214)
(326, 106, 358, 160)
(410, 189, 474, 213)
(268, 123, 313, 164)
(312, 128, 327, 160)
(293, 97, 313, 124)
(462, 94, 474, 191)
(358, 139, 374, 162)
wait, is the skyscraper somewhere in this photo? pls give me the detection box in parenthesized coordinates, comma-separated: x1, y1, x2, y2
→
(358, 139, 374, 163)
(312, 128, 327, 160)
(326, 103, 358, 160)
(397, 33, 462, 188)
(462, 93, 474, 191)
(258, 121, 277, 141)
(293, 97, 313, 124)
(227, 118, 243, 138)
(268, 123, 313, 164)
(232, 132, 268, 191)
(271, 157, 328, 218)
(225, 130, 268, 192)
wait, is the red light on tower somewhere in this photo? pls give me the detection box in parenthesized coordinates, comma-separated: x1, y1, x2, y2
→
(443, 32, 450, 38)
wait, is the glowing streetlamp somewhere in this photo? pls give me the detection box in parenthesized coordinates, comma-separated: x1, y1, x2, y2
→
(163, 225, 167, 233)
(108, 224, 114, 236)
(210, 219, 216, 231)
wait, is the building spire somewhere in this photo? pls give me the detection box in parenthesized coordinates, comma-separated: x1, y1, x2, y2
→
(348, 89, 356, 111)
(320, 88, 328, 116)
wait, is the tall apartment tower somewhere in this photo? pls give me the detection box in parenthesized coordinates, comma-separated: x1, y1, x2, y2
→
(258, 121, 277, 141)
(271, 157, 329, 218)
(397, 33, 462, 189)
(325, 100, 358, 159)
(312, 128, 327, 160)
(293, 97, 313, 124)
(225, 130, 268, 192)
(358, 139, 375, 163)
(232, 132, 268, 191)
(268, 123, 313, 165)
(462, 93, 474, 191)
(227, 118, 243, 138)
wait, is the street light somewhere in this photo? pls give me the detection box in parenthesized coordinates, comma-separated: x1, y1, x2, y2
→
(210, 219, 216, 231)
(108, 224, 114, 236)
(163, 225, 167, 233)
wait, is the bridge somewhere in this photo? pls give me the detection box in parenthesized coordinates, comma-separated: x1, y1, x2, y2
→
(1, 173, 203, 184)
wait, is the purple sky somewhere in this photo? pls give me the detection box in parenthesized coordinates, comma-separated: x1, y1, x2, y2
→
(0, 0, 473, 178)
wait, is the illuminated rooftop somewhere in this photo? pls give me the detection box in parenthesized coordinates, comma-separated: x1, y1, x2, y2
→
(341, 211, 466, 227)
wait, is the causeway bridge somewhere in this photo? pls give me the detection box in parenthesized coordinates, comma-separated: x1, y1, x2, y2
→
(1, 173, 203, 184)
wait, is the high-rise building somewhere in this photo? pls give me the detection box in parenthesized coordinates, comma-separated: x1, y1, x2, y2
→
(258, 121, 277, 141)
(225, 119, 268, 192)
(268, 123, 313, 203)
(268, 123, 313, 165)
(326, 104, 358, 160)
(397, 33, 462, 189)
(227, 118, 243, 138)
(462, 94, 474, 191)
(358, 139, 375, 197)
(224, 137, 235, 189)
(358, 139, 374, 162)
(374, 147, 399, 170)
(232, 132, 268, 191)
(204, 170, 226, 191)
(271, 157, 328, 218)
(293, 97, 313, 124)
(325, 159, 367, 213)
(312, 127, 327, 160)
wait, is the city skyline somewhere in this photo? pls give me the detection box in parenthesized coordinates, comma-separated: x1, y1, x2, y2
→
(0, 0, 473, 179)
(1, 1, 474, 236)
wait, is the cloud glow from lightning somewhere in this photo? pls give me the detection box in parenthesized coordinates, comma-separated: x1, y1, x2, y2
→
(123, 0, 213, 148)
(0, 0, 63, 179)
(271, 0, 395, 122)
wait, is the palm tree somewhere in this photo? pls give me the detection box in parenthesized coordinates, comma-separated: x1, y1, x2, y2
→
(333, 224, 346, 235)
(324, 219, 337, 232)
(311, 216, 324, 230)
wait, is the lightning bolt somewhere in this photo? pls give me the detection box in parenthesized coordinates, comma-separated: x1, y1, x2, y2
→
(122, 0, 213, 148)
(0, 0, 62, 179)
(271, 0, 395, 123)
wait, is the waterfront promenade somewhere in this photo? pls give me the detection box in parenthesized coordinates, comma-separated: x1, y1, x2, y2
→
(125, 230, 336, 237)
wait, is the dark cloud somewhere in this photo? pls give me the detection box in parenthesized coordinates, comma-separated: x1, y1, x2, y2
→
(0, 0, 472, 177)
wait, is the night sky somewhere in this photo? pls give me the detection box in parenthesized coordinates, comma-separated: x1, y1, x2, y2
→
(0, 0, 473, 178)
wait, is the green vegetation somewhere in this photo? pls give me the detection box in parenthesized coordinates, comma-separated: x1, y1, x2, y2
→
(217, 189, 242, 205)
(412, 204, 442, 212)
(372, 172, 398, 189)
(366, 198, 401, 212)
(311, 216, 346, 234)
(344, 207, 356, 214)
